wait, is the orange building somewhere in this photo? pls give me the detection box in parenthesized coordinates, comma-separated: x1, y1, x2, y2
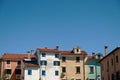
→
(0, 53, 35, 80)
(99, 46, 120, 80)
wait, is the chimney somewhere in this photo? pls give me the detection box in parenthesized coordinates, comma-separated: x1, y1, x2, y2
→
(27, 50, 30, 59)
(104, 45, 108, 55)
(56, 46, 59, 50)
(31, 50, 34, 54)
(45, 47, 48, 49)
(92, 52, 95, 56)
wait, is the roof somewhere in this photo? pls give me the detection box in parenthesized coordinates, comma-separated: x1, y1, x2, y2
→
(87, 56, 94, 60)
(0, 56, 2, 59)
(99, 46, 120, 63)
(2, 53, 36, 60)
(60, 50, 87, 55)
(37, 48, 60, 53)
(24, 63, 39, 67)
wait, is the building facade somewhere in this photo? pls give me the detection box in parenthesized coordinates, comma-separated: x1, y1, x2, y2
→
(86, 53, 103, 80)
(60, 46, 87, 80)
(0, 56, 2, 80)
(1, 53, 35, 80)
(23, 58, 39, 80)
(36, 46, 60, 80)
(99, 46, 120, 80)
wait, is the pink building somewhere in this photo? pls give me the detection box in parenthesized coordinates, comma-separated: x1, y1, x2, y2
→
(99, 46, 120, 80)
(0, 53, 35, 80)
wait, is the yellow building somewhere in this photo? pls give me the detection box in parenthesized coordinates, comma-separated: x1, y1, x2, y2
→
(60, 46, 87, 80)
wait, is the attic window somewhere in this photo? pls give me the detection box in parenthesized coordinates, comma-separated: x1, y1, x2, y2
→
(77, 49, 79, 52)
(7, 60, 10, 64)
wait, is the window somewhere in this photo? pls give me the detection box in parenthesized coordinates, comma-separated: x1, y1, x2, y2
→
(55, 71, 59, 76)
(28, 69, 32, 75)
(76, 67, 80, 74)
(18, 61, 21, 65)
(76, 57, 80, 62)
(42, 70, 46, 76)
(107, 61, 109, 72)
(7, 60, 10, 64)
(116, 71, 120, 80)
(62, 67, 66, 73)
(101, 64, 104, 71)
(42, 53, 46, 57)
(111, 59, 113, 66)
(116, 55, 119, 63)
(40, 61, 47, 65)
(77, 49, 79, 52)
(112, 74, 114, 80)
(15, 69, 21, 74)
(55, 53, 59, 58)
(53, 61, 60, 66)
(62, 56, 66, 62)
(5, 69, 11, 74)
(90, 66, 94, 74)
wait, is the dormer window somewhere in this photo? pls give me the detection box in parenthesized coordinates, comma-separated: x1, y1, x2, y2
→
(42, 53, 46, 57)
(7, 60, 10, 64)
(55, 53, 59, 58)
(18, 61, 21, 65)
(76, 57, 80, 62)
(77, 49, 79, 53)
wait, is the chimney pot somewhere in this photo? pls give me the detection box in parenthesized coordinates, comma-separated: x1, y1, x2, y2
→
(104, 45, 108, 55)
(56, 46, 59, 50)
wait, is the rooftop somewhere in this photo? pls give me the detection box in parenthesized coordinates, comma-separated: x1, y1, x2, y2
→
(2, 53, 36, 60)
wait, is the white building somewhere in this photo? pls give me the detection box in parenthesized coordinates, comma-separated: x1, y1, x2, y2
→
(36, 46, 60, 80)
(24, 58, 39, 80)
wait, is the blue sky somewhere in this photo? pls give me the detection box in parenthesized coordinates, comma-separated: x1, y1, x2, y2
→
(0, 0, 120, 55)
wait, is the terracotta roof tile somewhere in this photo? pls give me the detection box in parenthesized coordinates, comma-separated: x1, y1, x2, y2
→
(87, 56, 94, 60)
(60, 50, 87, 55)
(0, 56, 2, 59)
(24, 63, 39, 67)
(37, 48, 60, 53)
(2, 53, 36, 60)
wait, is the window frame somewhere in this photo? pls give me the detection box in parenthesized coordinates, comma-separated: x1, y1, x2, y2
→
(76, 66, 80, 74)
(28, 69, 32, 75)
(55, 70, 59, 76)
(42, 70, 46, 76)
(76, 56, 80, 62)
(42, 53, 46, 57)
(55, 53, 59, 58)
(53, 61, 60, 66)
(15, 69, 21, 74)
(7, 60, 10, 64)
(62, 67, 66, 73)
(5, 69, 11, 74)
(62, 56, 66, 62)
(89, 66, 94, 74)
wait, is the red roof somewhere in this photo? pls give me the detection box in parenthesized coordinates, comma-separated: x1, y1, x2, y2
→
(24, 63, 39, 67)
(0, 56, 2, 59)
(60, 50, 87, 55)
(37, 48, 60, 53)
(2, 53, 36, 60)
(87, 56, 94, 60)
